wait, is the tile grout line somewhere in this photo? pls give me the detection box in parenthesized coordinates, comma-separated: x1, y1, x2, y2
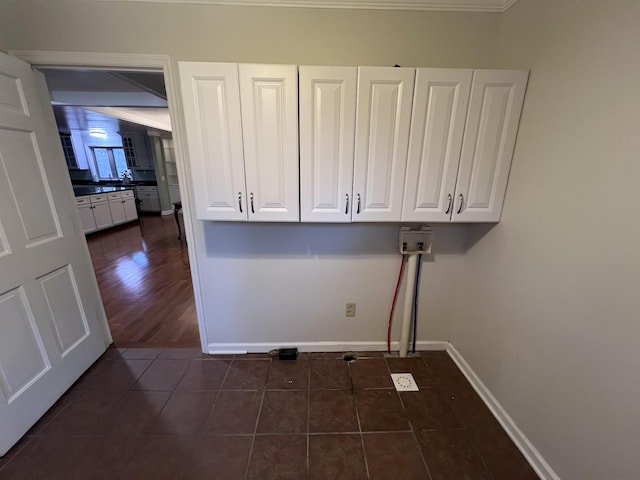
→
(0, 436, 34, 474)
(350, 361, 371, 480)
(243, 358, 271, 480)
(386, 354, 435, 480)
(196, 356, 234, 436)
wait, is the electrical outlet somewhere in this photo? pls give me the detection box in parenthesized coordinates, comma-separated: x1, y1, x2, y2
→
(345, 303, 356, 317)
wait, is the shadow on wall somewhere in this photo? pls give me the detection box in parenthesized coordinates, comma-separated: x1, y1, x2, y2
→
(203, 222, 473, 259)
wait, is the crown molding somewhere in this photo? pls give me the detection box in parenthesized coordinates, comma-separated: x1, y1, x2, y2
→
(96, 0, 519, 13)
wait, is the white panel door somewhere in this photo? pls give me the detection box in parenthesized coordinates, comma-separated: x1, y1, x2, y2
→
(402, 68, 472, 222)
(353, 67, 415, 222)
(299, 66, 357, 223)
(453, 69, 528, 222)
(179, 62, 247, 221)
(0, 53, 109, 455)
(239, 64, 299, 222)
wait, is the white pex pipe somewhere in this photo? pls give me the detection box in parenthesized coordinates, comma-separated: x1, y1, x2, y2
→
(399, 253, 418, 358)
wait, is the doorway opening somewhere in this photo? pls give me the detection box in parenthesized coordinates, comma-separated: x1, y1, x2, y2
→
(41, 67, 199, 348)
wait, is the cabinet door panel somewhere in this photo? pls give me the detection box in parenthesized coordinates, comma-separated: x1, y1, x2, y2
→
(402, 69, 472, 222)
(179, 62, 247, 221)
(109, 200, 126, 225)
(122, 197, 138, 222)
(299, 66, 357, 223)
(353, 67, 414, 222)
(91, 202, 112, 231)
(239, 64, 299, 222)
(77, 204, 96, 234)
(453, 70, 528, 222)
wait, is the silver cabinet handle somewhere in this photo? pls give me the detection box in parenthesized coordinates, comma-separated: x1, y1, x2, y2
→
(250, 192, 255, 214)
(238, 192, 243, 213)
(457, 193, 464, 214)
(345, 193, 350, 214)
(445, 193, 452, 214)
(356, 193, 361, 214)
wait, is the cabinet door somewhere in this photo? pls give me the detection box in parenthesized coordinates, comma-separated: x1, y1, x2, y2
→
(92, 202, 113, 230)
(77, 203, 97, 234)
(109, 200, 126, 225)
(353, 67, 415, 222)
(299, 66, 357, 223)
(239, 64, 299, 222)
(122, 197, 138, 222)
(401, 69, 472, 222)
(121, 135, 139, 169)
(179, 62, 247, 221)
(452, 70, 528, 222)
(149, 192, 161, 212)
(136, 135, 154, 170)
(121, 133, 153, 170)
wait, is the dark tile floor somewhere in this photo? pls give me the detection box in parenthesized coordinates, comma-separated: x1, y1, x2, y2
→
(0, 348, 539, 480)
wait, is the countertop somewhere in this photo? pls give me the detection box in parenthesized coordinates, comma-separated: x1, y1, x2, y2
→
(73, 186, 136, 197)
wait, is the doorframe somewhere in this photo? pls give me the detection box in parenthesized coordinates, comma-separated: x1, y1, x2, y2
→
(9, 50, 209, 352)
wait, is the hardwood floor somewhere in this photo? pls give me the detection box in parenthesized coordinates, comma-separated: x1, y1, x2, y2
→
(87, 214, 200, 348)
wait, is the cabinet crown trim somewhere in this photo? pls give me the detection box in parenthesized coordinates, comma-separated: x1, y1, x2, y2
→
(98, 0, 519, 13)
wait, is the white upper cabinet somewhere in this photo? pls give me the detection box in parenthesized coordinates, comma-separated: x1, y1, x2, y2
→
(179, 62, 247, 221)
(299, 66, 357, 223)
(402, 68, 472, 222)
(179, 63, 527, 224)
(239, 64, 299, 222)
(452, 69, 528, 222)
(352, 67, 415, 222)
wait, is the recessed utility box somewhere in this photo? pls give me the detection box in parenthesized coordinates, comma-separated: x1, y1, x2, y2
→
(399, 226, 432, 254)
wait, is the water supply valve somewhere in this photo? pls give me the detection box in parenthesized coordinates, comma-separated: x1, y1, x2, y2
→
(399, 226, 432, 254)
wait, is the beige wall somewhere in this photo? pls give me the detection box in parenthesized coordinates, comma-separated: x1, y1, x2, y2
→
(0, 2, 500, 349)
(0, 1, 499, 67)
(450, 1, 640, 478)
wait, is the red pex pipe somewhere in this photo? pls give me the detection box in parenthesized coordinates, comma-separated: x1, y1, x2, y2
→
(387, 255, 406, 354)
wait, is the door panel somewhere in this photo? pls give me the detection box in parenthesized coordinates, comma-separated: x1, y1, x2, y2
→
(0, 53, 109, 456)
(299, 66, 357, 223)
(353, 67, 414, 222)
(453, 69, 528, 222)
(38, 265, 90, 356)
(179, 62, 247, 221)
(0, 287, 50, 403)
(402, 68, 472, 222)
(239, 64, 299, 222)
(0, 129, 61, 244)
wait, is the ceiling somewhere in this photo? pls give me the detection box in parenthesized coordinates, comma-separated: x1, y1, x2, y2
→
(44, 69, 172, 133)
(98, 0, 518, 12)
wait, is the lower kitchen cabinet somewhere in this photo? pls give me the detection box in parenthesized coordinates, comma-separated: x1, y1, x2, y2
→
(136, 186, 161, 212)
(76, 197, 97, 234)
(107, 190, 138, 225)
(75, 189, 138, 235)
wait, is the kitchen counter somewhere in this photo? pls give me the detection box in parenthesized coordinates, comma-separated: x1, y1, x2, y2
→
(73, 185, 136, 197)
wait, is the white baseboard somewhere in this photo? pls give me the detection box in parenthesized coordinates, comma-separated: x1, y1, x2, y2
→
(161, 209, 174, 216)
(207, 340, 448, 355)
(446, 344, 560, 480)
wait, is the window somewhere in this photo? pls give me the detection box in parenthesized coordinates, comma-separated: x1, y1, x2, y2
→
(92, 147, 130, 180)
(121, 136, 137, 167)
(59, 133, 77, 168)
